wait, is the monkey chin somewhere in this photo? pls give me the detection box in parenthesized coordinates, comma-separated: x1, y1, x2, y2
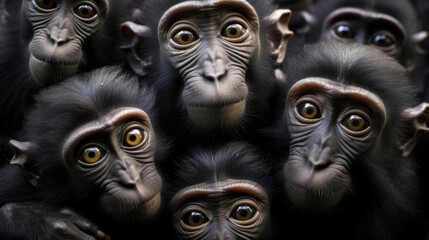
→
(187, 100, 246, 128)
(29, 54, 79, 86)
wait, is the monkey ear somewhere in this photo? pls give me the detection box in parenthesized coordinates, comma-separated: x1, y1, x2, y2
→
(400, 102, 429, 157)
(412, 31, 428, 54)
(120, 21, 153, 77)
(264, 9, 294, 64)
(9, 140, 41, 187)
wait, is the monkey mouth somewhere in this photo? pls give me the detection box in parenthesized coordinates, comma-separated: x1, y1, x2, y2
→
(186, 100, 246, 128)
(283, 159, 351, 211)
(30, 54, 79, 66)
(29, 54, 79, 85)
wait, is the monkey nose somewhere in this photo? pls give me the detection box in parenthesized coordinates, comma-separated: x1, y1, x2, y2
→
(203, 59, 226, 82)
(49, 27, 69, 45)
(114, 162, 141, 187)
(308, 144, 332, 170)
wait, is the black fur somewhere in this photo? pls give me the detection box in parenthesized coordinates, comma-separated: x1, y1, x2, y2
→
(166, 141, 279, 239)
(305, 0, 422, 67)
(130, 0, 287, 150)
(273, 42, 426, 240)
(0, 0, 134, 159)
(0, 66, 165, 239)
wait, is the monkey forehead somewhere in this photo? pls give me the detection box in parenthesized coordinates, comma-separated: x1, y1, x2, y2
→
(287, 77, 387, 120)
(170, 179, 268, 211)
(324, 7, 406, 39)
(158, 0, 259, 34)
(61, 107, 152, 156)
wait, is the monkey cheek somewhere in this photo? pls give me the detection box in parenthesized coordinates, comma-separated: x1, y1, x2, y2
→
(140, 191, 162, 217)
(29, 55, 79, 86)
(186, 100, 246, 128)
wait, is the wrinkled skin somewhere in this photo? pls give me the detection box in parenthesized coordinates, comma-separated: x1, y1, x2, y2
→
(284, 77, 387, 210)
(320, 7, 406, 61)
(25, 0, 108, 85)
(60, 107, 162, 219)
(276, 42, 429, 239)
(167, 142, 273, 240)
(157, 1, 259, 128)
(171, 180, 269, 240)
(122, 0, 292, 133)
(0, 67, 163, 239)
(305, 0, 427, 69)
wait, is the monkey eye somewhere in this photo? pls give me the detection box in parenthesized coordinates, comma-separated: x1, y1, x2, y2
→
(79, 146, 105, 164)
(221, 23, 247, 39)
(173, 30, 199, 46)
(230, 205, 256, 222)
(182, 211, 208, 227)
(74, 3, 97, 20)
(334, 24, 355, 39)
(123, 128, 145, 147)
(341, 114, 370, 132)
(297, 102, 322, 120)
(33, 0, 57, 10)
(371, 33, 395, 49)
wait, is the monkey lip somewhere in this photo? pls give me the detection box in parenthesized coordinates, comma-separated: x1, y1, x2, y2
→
(29, 54, 79, 85)
(186, 100, 246, 128)
(30, 54, 79, 66)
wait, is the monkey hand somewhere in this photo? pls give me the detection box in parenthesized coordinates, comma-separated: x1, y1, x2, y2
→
(0, 203, 110, 240)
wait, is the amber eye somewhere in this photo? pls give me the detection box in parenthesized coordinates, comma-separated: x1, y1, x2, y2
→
(81, 146, 104, 163)
(74, 4, 97, 19)
(372, 33, 394, 48)
(221, 23, 247, 39)
(297, 102, 321, 119)
(33, 0, 57, 9)
(342, 114, 370, 131)
(182, 211, 208, 227)
(230, 205, 256, 221)
(334, 24, 355, 39)
(124, 128, 144, 147)
(173, 30, 198, 45)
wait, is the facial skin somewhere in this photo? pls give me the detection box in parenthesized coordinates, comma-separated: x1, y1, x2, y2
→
(320, 7, 406, 60)
(284, 77, 387, 211)
(61, 107, 162, 219)
(25, 0, 108, 85)
(171, 180, 269, 240)
(158, 0, 260, 128)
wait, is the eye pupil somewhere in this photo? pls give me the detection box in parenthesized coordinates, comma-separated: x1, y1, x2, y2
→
(232, 205, 256, 221)
(181, 34, 189, 42)
(183, 211, 207, 227)
(173, 30, 197, 45)
(335, 25, 353, 38)
(81, 147, 103, 164)
(124, 128, 144, 147)
(88, 151, 96, 158)
(239, 209, 248, 217)
(74, 5, 96, 19)
(373, 34, 393, 47)
(297, 102, 321, 120)
(222, 23, 246, 39)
